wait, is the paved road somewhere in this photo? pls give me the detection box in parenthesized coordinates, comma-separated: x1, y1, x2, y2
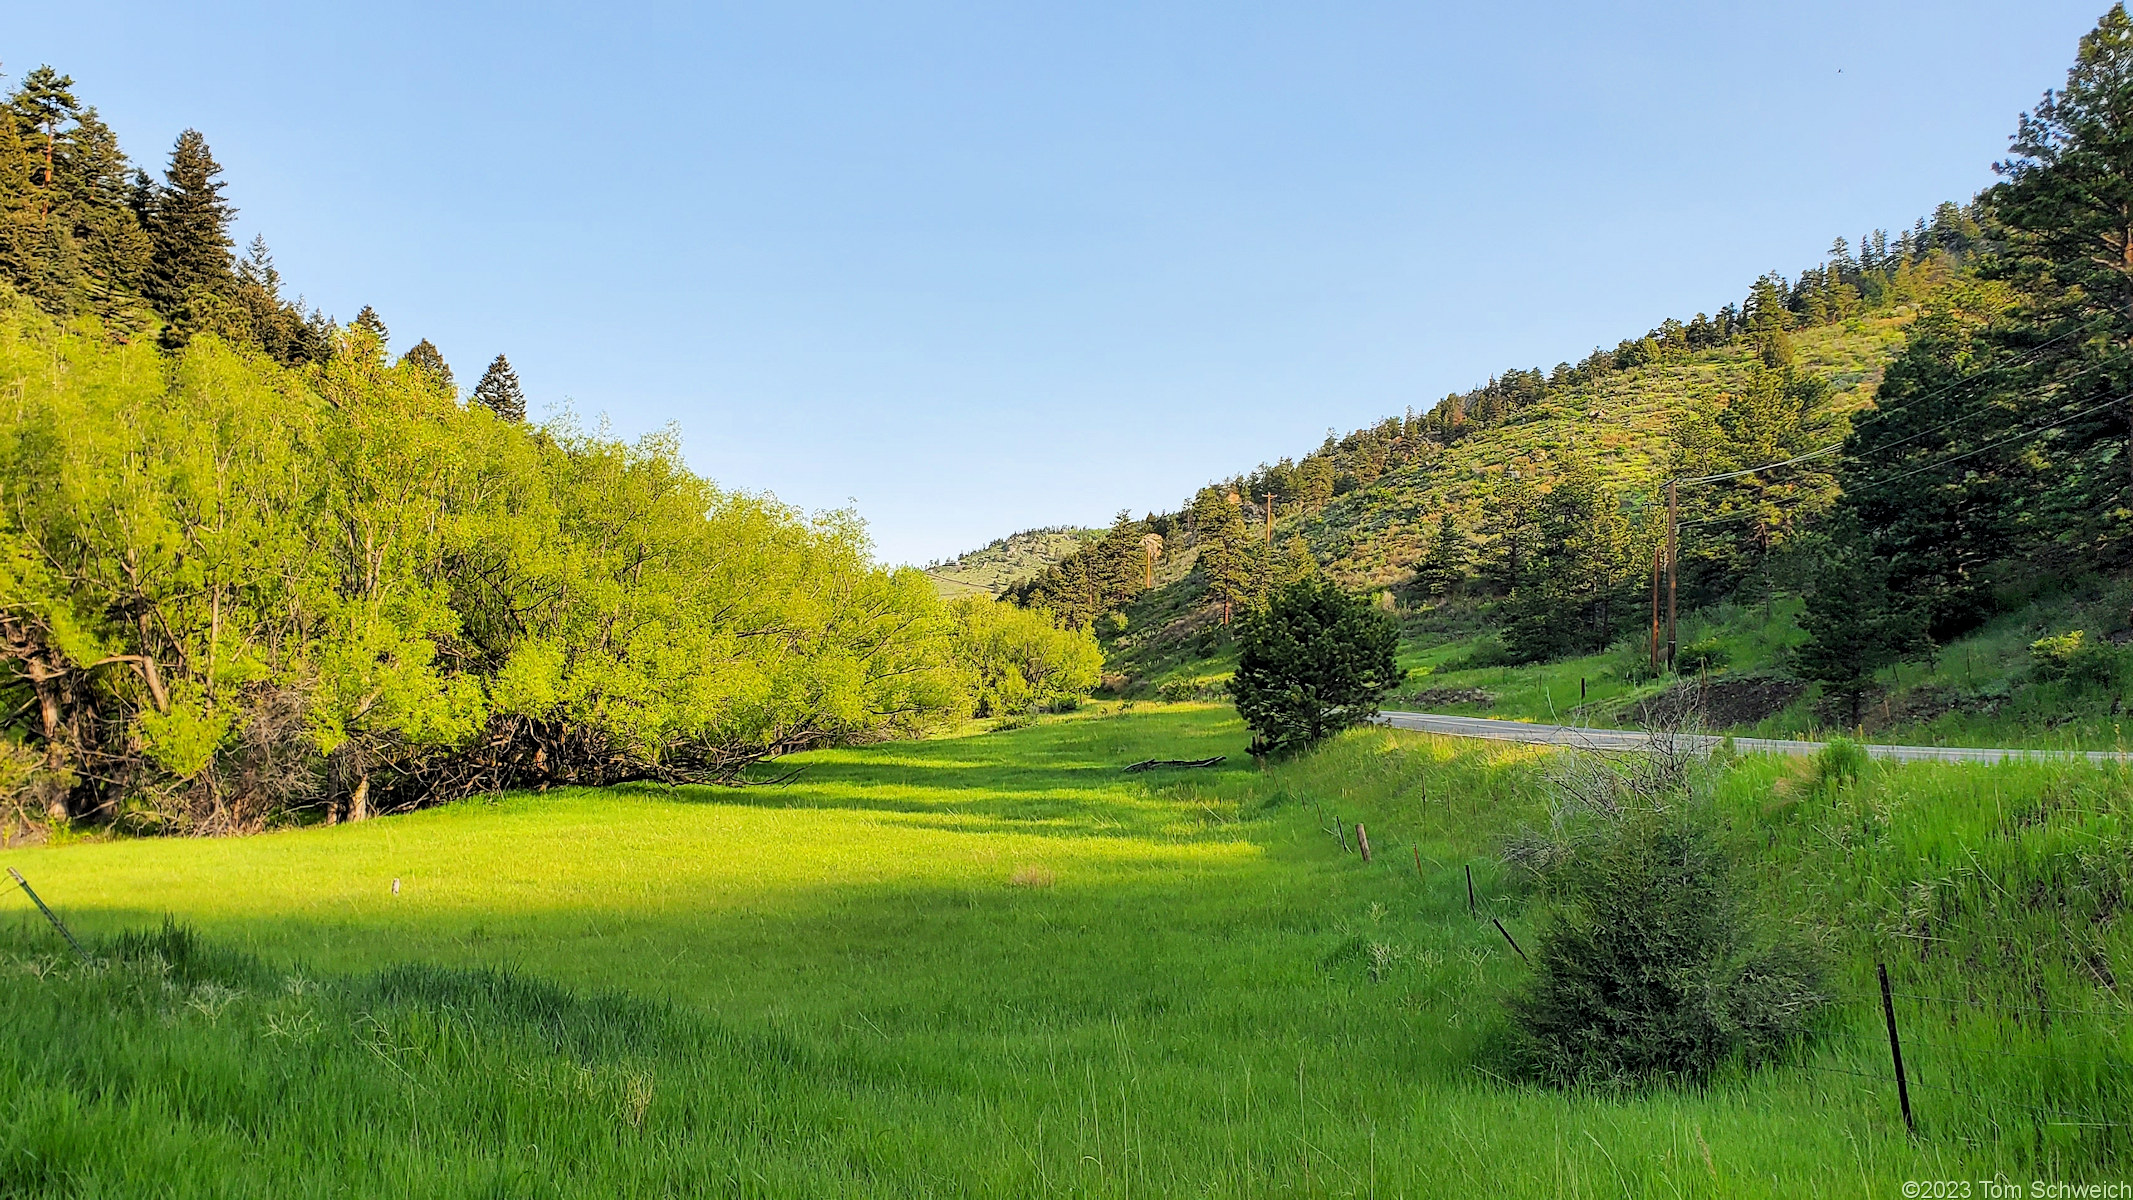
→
(1376, 710, 2132, 766)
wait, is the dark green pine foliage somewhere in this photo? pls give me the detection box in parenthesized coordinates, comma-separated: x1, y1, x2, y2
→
(1509, 810, 1827, 1086)
(2, 66, 152, 322)
(1230, 576, 1400, 756)
(352, 304, 389, 344)
(0, 65, 319, 354)
(1831, 306, 2011, 639)
(1795, 538, 1928, 726)
(471, 354, 526, 422)
(1994, 4, 2133, 313)
(1413, 513, 1471, 598)
(1823, 4, 2133, 642)
(229, 236, 331, 366)
(1009, 513, 1148, 629)
(144, 130, 236, 315)
(1190, 486, 1260, 623)
(400, 339, 454, 391)
(1502, 464, 1639, 663)
(1974, 1, 2133, 565)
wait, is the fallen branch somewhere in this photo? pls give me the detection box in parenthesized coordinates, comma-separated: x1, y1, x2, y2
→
(1121, 756, 1226, 772)
(725, 765, 809, 788)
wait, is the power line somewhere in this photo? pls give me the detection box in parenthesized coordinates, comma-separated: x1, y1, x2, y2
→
(1665, 393, 2127, 542)
(1672, 313, 2120, 489)
(1843, 393, 2128, 496)
(1847, 312, 2115, 430)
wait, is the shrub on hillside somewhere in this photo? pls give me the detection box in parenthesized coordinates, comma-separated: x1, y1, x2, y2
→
(1155, 677, 1201, 703)
(1677, 637, 1730, 675)
(2028, 630, 2126, 690)
(1501, 744, 1827, 1087)
(1440, 637, 1512, 674)
(1230, 578, 1401, 756)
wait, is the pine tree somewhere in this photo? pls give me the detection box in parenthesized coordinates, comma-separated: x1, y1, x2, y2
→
(1993, 3, 2133, 313)
(143, 129, 236, 312)
(400, 339, 454, 390)
(472, 354, 526, 422)
(66, 110, 149, 308)
(1231, 577, 1401, 755)
(1272, 534, 1319, 589)
(1191, 487, 1257, 623)
(352, 304, 389, 344)
(8, 67, 78, 225)
(1797, 542, 1927, 727)
(1414, 513, 1470, 598)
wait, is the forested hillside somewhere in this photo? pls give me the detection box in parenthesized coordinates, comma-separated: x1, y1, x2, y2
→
(1010, 205, 1979, 676)
(998, 7, 2133, 717)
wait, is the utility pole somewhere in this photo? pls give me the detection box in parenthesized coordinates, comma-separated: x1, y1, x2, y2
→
(1665, 479, 1679, 672)
(1649, 543, 1661, 675)
(1266, 493, 1275, 543)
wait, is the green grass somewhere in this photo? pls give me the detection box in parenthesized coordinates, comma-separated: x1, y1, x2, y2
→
(1382, 597, 1807, 729)
(2, 707, 2127, 1195)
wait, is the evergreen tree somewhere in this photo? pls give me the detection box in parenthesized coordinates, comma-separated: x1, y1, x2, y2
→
(1013, 514, 1148, 629)
(1796, 540, 1928, 727)
(1994, 4, 2133, 309)
(400, 339, 454, 391)
(143, 129, 236, 313)
(1413, 512, 1470, 599)
(352, 304, 389, 345)
(1191, 487, 1257, 624)
(1818, 5, 2133, 640)
(8, 67, 77, 224)
(471, 354, 526, 422)
(1502, 465, 1637, 662)
(1272, 534, 1319, 589)
(67, 109, 150, 310)
(1231, 577, 1401, 756)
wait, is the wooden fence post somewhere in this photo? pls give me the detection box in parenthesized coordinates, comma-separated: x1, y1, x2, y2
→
(1355, 823, 1372, 864)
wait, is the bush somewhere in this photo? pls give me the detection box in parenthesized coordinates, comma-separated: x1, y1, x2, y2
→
(1502, 747, 1827, 1087)
(1440, 636, 1512, 674)
(2029, 629, 2126, 690)
(1154, 678, 1201, 703)
(949, 597, 1103, 717)
(1677, 637, 1730, 675)
(1230, 578, 1401, 756)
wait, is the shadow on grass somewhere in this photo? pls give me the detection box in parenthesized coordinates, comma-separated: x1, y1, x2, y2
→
(593, 708, 1260, 834)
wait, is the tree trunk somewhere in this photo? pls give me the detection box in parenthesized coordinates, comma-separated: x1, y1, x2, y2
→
(349, 775, 371, 822)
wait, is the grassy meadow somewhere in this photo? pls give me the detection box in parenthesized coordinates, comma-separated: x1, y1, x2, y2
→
(3, 705, 2129, 1196)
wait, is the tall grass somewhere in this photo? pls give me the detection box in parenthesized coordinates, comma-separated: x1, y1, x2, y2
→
(0, 707, 2121, 1194)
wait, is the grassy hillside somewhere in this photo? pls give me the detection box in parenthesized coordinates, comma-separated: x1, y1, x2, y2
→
(1364, 571, 2133, 752)
(3, 707, 2125, 1194)
(926, 526, 1097, 598)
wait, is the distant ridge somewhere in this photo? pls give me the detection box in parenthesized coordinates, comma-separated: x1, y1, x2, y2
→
(925, 527, 1096, 599)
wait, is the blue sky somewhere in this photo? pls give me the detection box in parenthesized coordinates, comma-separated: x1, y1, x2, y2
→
(8, 1, 2110, 564)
